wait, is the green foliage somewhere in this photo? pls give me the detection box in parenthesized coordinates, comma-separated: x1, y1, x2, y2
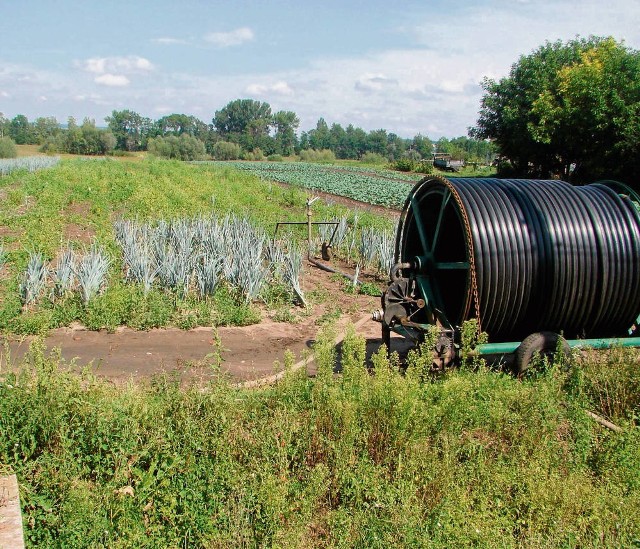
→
(0, 136, 17, 158)
(154, 113, 208, 139)
(147, 133, 206, 161)
(298, 148, 336, 163)
(473, 36, 640, 185)
(360, 152, 387, 165)
(567, 346, 640, 422)
(211, 140, 241, 160)
(393, 157, 415, 172)
(40, 118, 116, 155)
(414, 160, 434, 174)
(272, 110, 299, 156)
(242, 147, 265, 161)
(358, 281, 382, 296)
(106, 109, 153, 151)
(2, 332, 639, 546)
(213, 99, 274, 153)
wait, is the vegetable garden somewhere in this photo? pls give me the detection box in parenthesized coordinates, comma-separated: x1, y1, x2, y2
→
(0, 157, 395, 334)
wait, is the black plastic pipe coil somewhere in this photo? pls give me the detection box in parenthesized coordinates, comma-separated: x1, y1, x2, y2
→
(402, 177, 640, 341)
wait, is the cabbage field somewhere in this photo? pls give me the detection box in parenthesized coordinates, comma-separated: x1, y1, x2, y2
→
(207, 161, 422, 208)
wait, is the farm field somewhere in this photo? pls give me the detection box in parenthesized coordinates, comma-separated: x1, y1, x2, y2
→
(0, 157, 639, 547)
(0, 157, 393, 335)
(207, 161, 422, 209)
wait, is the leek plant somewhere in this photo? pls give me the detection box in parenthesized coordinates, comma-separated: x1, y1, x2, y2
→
(282, 243, 306, 306)
(76, 244, 110, 304)
(51, 247, 76, 298)
(19, 251, 48, 305)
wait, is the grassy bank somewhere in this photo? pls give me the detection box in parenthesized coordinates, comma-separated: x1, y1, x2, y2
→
(1, 329, 639, 547)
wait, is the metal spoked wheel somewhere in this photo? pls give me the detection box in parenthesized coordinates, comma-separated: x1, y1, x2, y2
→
(395, 177, 474, 327)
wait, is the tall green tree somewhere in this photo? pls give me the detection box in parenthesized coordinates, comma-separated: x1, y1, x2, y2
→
(272, 110, 299, 155)
(329, 123, 347, 158)
(155, 114, 208, 139)
(367, 129, 388, 156)
(32, 117, 60, 144)
(472, 36, 640, 184)
(105, 109, 153, 151)
(344, 124, 368, 159)
(9, 114, 36, 145)
(213, 99, 273, 152)
(307, 118, 331, 150)
(411, 134, 433, 159)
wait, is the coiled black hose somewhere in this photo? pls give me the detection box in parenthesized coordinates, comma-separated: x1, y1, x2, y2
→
(396, 177, 640, 341)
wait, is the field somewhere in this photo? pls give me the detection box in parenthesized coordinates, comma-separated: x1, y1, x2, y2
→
(206, 161, 421, 209)
(1, 157, 639, 547)
(0, 158, 394, 336)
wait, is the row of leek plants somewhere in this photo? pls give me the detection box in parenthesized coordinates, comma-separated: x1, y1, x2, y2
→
(113, 214, 304, 305)
(317, 215, 395, 278)
(0, 156, 60, 176)
(11, 214, 306, 313)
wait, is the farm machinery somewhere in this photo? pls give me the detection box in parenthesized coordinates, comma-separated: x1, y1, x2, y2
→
(373, 176, 640, 373)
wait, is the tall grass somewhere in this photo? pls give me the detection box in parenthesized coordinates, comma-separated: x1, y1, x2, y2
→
(1, 331, 638, 547)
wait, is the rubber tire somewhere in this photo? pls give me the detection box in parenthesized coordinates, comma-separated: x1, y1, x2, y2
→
(514, 332, 571, 376)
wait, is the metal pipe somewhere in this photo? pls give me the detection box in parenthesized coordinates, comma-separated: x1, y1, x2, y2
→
(473, 336, 640, 356)
(308, 257, 361, 284)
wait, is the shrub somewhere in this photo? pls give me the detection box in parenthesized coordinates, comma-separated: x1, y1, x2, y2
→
(414, 160, 434, 174)
(242, 148, 265, 161)
(393, 158, 415, 172)
(267, 154, 284, 162)
(360, 152, 386, 165)
(0, 136, 17, 159)
(148, 134, 206, 161)
(39, 125, 116, 156)
(298, 148, 336, 163)
(212, 141, 242, 161)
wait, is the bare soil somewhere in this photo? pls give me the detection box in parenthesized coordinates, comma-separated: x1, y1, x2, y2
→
(1, 259, 408, 386)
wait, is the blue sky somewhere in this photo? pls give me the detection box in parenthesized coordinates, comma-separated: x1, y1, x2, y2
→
(1, 0, 638, 138)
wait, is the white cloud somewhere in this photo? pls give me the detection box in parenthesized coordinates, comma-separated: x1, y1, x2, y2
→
(94, 73, 130, 87)
(204, 27, 254, 47)
(79, 56, 154, 75)
(152, 37, 188, 45)
(246, 80, 293, 96)
(354, 74, 399, 93)
(0, 90, 9, 98)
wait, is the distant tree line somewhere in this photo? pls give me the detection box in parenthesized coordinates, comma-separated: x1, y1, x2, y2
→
(0, 101, 494, 163)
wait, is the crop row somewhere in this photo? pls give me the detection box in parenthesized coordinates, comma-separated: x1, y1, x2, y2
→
(207, 161, 417, 209)
(0, 156, 60, 176)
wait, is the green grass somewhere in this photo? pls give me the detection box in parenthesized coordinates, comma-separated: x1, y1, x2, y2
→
(0, 158, 392, 334)
(1, 327, 638, 547)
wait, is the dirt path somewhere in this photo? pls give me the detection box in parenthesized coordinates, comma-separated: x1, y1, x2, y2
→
(1, 261, 400, 385)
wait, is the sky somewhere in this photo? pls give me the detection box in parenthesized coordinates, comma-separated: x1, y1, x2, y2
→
(1, 0, 638, 139)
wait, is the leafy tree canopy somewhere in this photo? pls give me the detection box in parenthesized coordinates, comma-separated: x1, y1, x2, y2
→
(106, 109, 153, 151)
(472, 36, 640, 185)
